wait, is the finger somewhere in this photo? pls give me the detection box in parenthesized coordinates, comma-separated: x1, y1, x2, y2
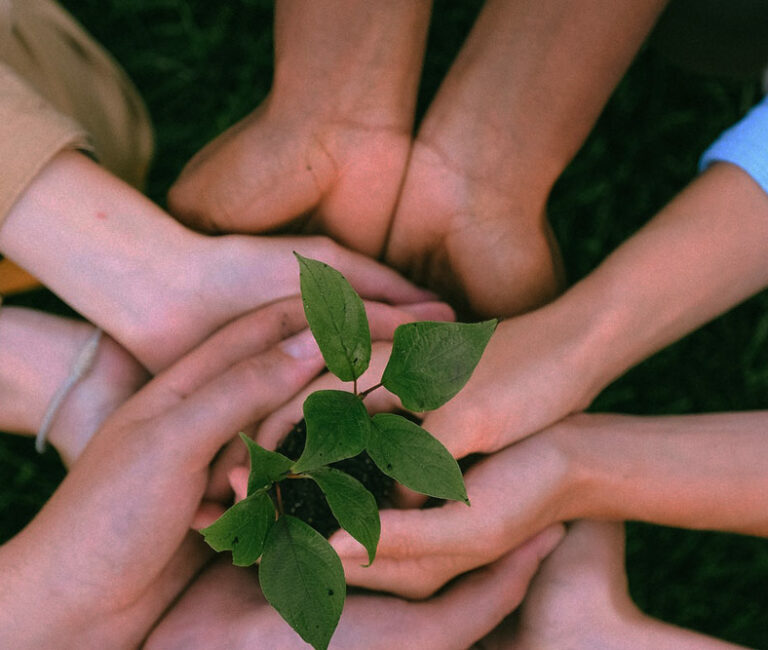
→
(126, 299, 310, 419)
(256, 342, 403, 450)
(415, 525, 565, 649)
(204, 432, 250, 502)
(392, 301, 455, 323)
(228, 465, 249, 503)
(289, 236, 438, 304)
(365, 300, 453, 341)
(191, 501, 228, 530)
(160, 328, 325, 467)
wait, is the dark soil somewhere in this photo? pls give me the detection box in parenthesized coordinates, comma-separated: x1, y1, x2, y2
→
(273, 419, 393, 538)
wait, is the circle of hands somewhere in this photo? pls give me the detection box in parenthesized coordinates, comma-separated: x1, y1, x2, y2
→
(3, 3, 765, 649)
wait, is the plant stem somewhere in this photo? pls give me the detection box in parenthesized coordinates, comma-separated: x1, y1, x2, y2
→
(353, 378, 358, 395)
(359, 382, 383, 400)
(275, 482, 284, 515)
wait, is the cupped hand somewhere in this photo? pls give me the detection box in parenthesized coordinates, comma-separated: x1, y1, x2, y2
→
(417, 302, 600, 460)
(195, 298, 455, 521)
(168, 101, 411, 257)
(384, 138, 564, 319)
(0, 300, 329, 648)
(330, 426, 576, 599)
(145, 525, 564, 650)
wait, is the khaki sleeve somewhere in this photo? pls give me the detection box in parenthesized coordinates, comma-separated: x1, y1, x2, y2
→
(0, 63, 94, 230)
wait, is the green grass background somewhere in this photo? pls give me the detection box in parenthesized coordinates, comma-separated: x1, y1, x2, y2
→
(2, 1, 768, 646)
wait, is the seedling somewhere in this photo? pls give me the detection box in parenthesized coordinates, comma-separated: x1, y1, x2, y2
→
(201, 254, 496, 649)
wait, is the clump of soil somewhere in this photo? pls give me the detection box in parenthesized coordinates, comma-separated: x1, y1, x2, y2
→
(273, 419, 393, 538)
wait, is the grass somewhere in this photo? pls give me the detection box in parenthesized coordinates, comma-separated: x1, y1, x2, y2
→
(2, 1, 767, 646)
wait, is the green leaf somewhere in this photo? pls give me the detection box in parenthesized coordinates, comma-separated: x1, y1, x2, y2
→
(200, 491, 275, 566)
(368, 413, 469, 504)
(293, 390, 370, 472)
(295, 253, 371, 382)
(308, 467, 380, 565)
(239, 433, 293, 495)
(260, 516, 346, 650)
(381, 320, 497, 411)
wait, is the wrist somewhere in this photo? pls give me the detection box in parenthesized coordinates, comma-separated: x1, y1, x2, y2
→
(539, 415, 606, 523)
(0, 150, 211, 369)
(270, 1, 430, 129)
(0, 307, 95, 436)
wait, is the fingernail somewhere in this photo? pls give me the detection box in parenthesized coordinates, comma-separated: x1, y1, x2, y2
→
(280, 328, 322, 360)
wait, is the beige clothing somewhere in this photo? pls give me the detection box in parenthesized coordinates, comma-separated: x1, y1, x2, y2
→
(0, 0, 153, 294)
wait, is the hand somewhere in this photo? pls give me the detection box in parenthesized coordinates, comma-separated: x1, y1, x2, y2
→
(479, 521, 739, 650)
(481, 521, 637, 650)
(0, 152, 434, 373)
(0, 300, 329, 648)
(145, 526, 565, 650)
(330, 425, 576, 599)
(168, 0, 432, 257)
(195, 298, 455, 517)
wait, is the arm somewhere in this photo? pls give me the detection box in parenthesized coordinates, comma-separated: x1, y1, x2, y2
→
(168, 0, 432, 256)
(0, 151, 433, 371)
(385, 0, 669, 316)
(0, 306, 147, 465)
(485, 521, 743, 650)
(423, 162, 768, 459)
(0, 301, 327, 648)
(334, 409, 768, 597)
(560, 411, 768, 536)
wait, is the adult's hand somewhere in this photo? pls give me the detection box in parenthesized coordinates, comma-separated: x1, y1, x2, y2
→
(145, 526, 564, 650)
(168, 0, 431, 257)
(335, 409, 768, 598)
(0, 300, 329, 649)
(480, 521, 740, 650)
(0, 151, 434, 373)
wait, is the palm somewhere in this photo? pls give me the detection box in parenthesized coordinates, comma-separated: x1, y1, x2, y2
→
(168, 103, 410, 257)
(385, 140, 564, 319)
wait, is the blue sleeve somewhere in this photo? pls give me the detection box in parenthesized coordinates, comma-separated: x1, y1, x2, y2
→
(699, 95, 768, 196)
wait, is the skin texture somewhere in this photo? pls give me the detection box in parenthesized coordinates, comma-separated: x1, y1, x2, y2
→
(0, 307, 149, 466)
(145, 524, 565, 650)
(0, 301, 333, 649)
(410, 163, 768, 460)
(168, 0, 669, 318)
(0, 151, 435, 372)
(169, 0, 433, 257)
(480, 521, 741, 649)
(330, 411, 768, 598)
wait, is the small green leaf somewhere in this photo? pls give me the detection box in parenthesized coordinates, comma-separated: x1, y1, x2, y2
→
(368, 413, 469, 504)
(239, 433, 293, 495)
(260, 516, 346, 650)
(200, 491, 275, 566)
(308, 467, 380, 565)
(381, 320, 497, 411)
(293, 390, 370, 472)
(295, 253, 371, 382)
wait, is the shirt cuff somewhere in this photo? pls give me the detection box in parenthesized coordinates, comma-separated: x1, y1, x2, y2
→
(699, 95, 768, 196)
(0, 64, 93, 231)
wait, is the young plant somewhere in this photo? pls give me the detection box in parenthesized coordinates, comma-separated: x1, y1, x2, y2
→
(201, 254, 496, 650)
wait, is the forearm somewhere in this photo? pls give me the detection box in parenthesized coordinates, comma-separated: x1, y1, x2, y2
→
(0, 151, 206, 368)
(552, 163, 768, 399)
(419, 0, 668, 192)
(559, 412, 768, 536)
(271, 0, 432, 127)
